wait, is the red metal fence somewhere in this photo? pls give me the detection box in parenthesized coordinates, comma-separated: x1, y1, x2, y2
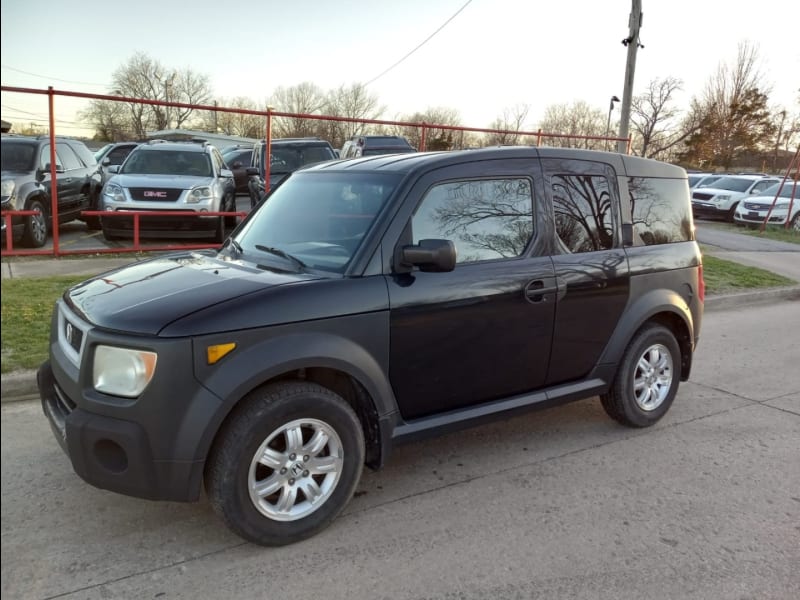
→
(1, 85, 631, 257)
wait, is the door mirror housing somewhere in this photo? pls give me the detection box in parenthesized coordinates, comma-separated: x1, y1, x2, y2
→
(401, 239, 456, 272)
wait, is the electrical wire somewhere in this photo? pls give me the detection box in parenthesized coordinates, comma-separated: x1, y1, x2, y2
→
(0, 64, 109, 88)
(364, 0, 473, 86)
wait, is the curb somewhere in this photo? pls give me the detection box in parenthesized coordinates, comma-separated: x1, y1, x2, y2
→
(3, 286, 798, 405)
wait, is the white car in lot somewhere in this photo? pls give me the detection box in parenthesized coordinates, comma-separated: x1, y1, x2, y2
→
(733, 181, 800, 230)
(691, 174, 780, 221)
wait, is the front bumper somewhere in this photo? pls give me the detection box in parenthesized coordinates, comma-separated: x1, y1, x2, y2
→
(38, 302, 224, 502)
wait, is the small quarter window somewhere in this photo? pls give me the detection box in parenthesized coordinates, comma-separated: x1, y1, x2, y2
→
(551, 174, 614, 252)
(629, 177, 693, 245)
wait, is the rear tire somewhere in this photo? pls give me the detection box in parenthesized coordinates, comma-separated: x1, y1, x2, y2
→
(791, 213, 799, 232)
(21, 198, 48, 248)
(213, 216, 226, 244)
(600, 324, 681, 428)
(205, 381, 365, 546)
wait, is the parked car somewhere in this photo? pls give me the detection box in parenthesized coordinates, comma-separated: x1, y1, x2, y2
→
(39, 146, 703, 546)
(1, 134, 102, 247)
(688, 173, 724, 189)
(99, 140, 236, 242)
(733, 181, 799, 230)
(247, 137, 336, 207)
(340, 135, 416, 159)
(691, 174, 780, 221)
(221, 145, 255, 194)
(94, 142, 139, 187)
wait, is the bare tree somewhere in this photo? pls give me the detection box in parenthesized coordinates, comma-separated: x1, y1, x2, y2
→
(79, 52, 213, 139)
(630, 77, 686, 159)
(677, 41, 776, 170)
(269, 82, 328, 138)
(486, 104, 531, 146)
(318, 83, 385, 148)
(198, 97, 264, 138)
(390, 107, 463, 150)
(537, 101, 606, 149)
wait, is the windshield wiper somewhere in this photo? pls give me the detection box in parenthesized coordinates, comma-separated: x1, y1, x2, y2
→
(254, 244, 306, 270)
(221, 237, 243, 257)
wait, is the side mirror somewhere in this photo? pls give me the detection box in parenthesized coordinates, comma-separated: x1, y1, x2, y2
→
(401, 239, 456, 272)
(102, 157, 111, 166)
(245, 167, 259, 177)
(108, 165, 120, 174)
(220, 168, 233, 178)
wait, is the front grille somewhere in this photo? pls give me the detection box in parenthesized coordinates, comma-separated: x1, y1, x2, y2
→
(128, 188, 183, 202)
(744, 203, 767, 210)
(58, 303, 90, 368)
(693, 192, 714, 201)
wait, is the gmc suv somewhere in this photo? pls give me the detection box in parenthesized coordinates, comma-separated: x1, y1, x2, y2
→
(1, 135, 102, 247)
(100, 140, 236, 242)
(39, 147, 704, 546)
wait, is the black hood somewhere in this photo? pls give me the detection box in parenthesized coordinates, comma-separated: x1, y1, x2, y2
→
(65, 251, 318, 335)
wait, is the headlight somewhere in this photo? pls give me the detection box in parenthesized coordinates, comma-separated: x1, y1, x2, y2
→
(1, 179, 16, 207)
(187, 186, 212, 204)
(93, 345, 157, 397)
(104, 183, 125, 203)
(714, 195, 730, 202)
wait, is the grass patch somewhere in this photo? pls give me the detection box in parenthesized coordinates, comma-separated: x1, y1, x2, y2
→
(702, 254, 796, 294)
(1, 275, 87, 374)
(1, 256, 797, 374)
(707, 222, 800, 244)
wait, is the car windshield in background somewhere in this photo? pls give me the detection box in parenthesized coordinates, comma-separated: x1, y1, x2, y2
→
(759, 182, 798, 199)
(710, 177, 757, 192)
(263, 145, 335, 174)
(1, 142, 37, 171)
(121, 150, 212, 176)
(234, 172, 400, 273)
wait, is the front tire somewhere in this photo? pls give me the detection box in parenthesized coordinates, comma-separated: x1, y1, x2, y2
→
(205, 381, 365, 546)
(21, 198, 48, 248)
(222, 193, 237, 227)
(600, 324, 681, 428)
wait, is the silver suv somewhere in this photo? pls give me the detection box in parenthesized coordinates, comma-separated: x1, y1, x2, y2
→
(691, 174, 780, 221)
(100, 140, 236, 242)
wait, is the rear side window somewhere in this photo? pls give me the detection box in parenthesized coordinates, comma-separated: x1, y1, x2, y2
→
(551, 174, 614, 253)
(68, 141, 97, 167)
(412, 178, 534, 263)
(629, 177, 693, 245)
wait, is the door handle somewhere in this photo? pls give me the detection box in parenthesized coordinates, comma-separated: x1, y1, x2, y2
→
(524, 279, 557, 302)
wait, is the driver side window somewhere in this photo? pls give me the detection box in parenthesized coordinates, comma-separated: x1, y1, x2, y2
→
(411, 178, 534, 264)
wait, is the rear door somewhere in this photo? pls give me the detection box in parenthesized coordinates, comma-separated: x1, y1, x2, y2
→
(387, 158, 557, 420)
(540, 158, 630, 385)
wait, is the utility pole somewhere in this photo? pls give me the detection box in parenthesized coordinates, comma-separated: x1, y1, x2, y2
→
(617, 0, 643, 154)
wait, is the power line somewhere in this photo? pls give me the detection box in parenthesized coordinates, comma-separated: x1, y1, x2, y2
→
(364, 0, 474, 86)
(0, 64, 109, 88)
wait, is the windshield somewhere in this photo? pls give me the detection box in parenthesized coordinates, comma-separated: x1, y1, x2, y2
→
(234, 171, 400, 273)
(759, 182, 798, 200)
(121, 150, 212, 176)
(93, 143, 113, 162)
(1, 142, 37, 171)
(262, 145, 335, 174)
(710, 177, 758, 192)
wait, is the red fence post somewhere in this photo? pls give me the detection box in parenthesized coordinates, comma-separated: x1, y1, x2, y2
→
(48, 86, 60, 257)
(265, 108, 273, 193)
(419, 123, 427, 152)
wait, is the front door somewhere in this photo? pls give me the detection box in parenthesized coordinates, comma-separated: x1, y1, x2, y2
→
(387, 163, 556, 420)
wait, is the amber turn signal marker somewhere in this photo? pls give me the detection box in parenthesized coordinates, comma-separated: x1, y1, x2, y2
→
(207, 343, 236, 364)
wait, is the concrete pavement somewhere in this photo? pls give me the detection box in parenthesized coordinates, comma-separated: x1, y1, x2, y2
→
(2, 249, 799, 403)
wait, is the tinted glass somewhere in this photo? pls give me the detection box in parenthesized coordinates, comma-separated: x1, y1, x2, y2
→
(106, 145, 136, 165)
(1, 141, 37, 171)
(551, 174, 614, 252)
(760, 182, 798, 199)
(412, 178, 534, 263)
(235, 172, 400, 273)
(710, 177, 756, 192)
(56, 143, 82, 170)
(121, 149, 212, 176)
(629, 177, 693, 245)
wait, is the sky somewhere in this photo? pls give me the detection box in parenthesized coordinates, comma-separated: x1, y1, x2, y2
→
(1, 0, 798, 138)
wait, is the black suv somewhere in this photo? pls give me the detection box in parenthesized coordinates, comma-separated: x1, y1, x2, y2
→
(247, 137, 336, 207)
(340, 134, 416, 158)
(39, 147, 704, 547)
(1, 135, 102, 247)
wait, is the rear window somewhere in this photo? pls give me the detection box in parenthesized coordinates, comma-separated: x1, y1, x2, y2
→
(629, 177, 693, 245)
(1, 141, 37, 171)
